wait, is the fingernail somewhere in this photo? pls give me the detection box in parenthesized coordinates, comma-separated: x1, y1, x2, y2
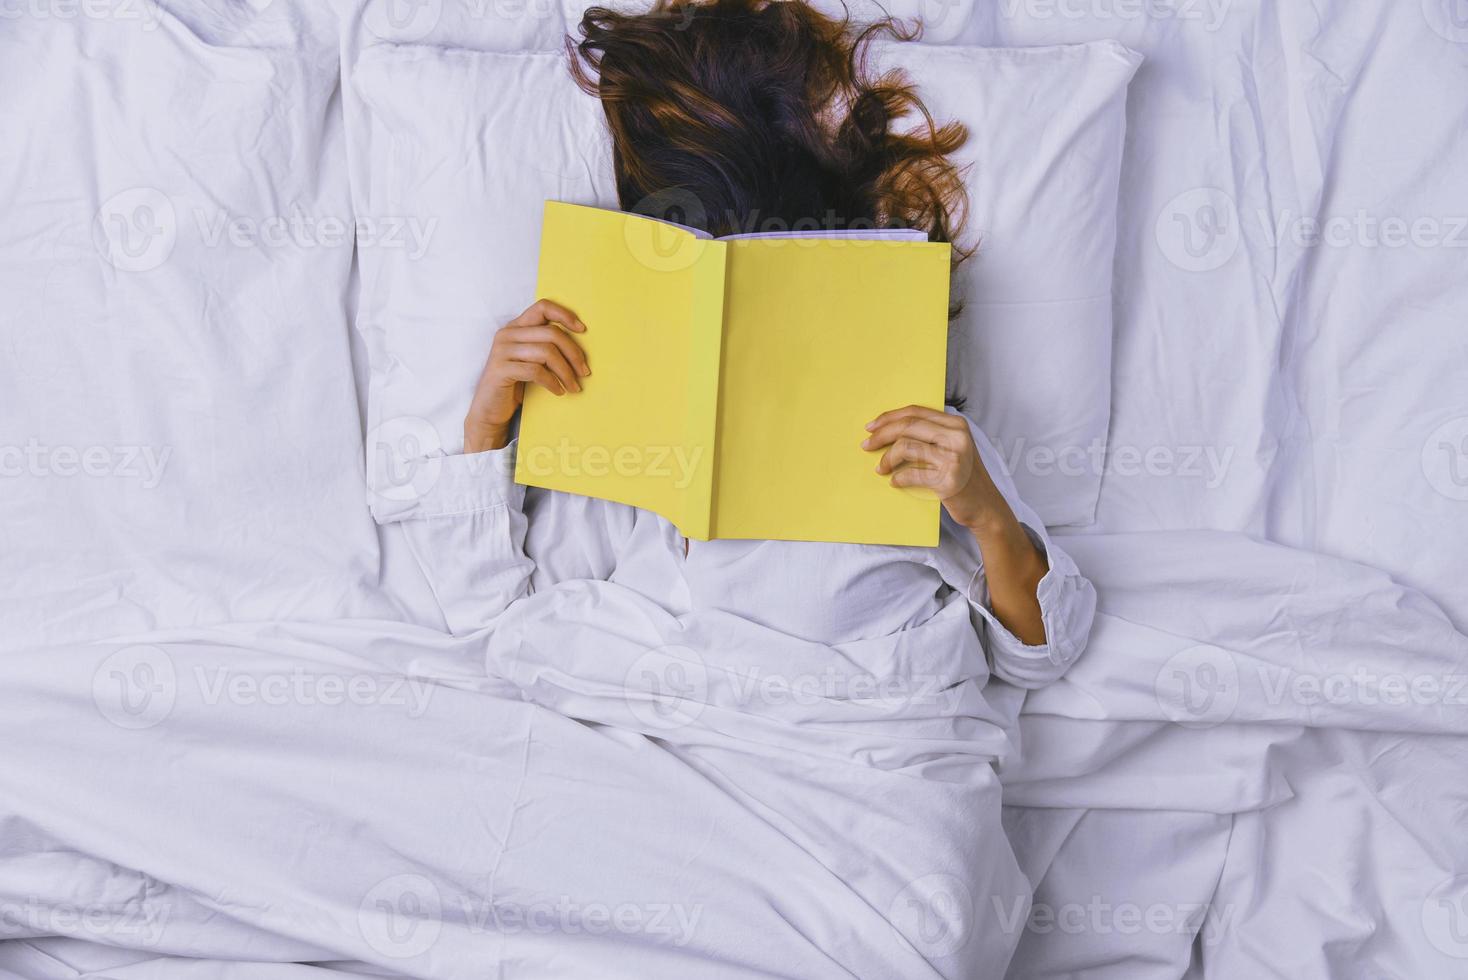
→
(865, 421, 876, 430)
(861, 438, 871, 448)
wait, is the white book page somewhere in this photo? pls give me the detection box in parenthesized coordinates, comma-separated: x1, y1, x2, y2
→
(718, 227, 928, 242)
(636, 210, 927, 243)
(633, 215, 713, 239)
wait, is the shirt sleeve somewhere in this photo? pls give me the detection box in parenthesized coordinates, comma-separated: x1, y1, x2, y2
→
(928, 412, 1099, 689)
(373, 440, 627, 634)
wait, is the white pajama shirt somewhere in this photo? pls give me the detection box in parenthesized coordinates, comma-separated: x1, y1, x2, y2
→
(379, 413, 1097, 690)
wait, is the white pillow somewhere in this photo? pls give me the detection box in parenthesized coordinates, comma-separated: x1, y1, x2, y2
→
(0, 2, 385, 648)
(560, 0, 979, 44)
(358, 0, 571, 50)
(356, 0, 981, 50)
(351, 45, 617, 515)
(351, 40, 1138, 525)
(877, 41, 1140, 525)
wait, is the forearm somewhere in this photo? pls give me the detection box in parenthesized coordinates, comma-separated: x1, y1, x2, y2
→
(967, 502, 1050, 647)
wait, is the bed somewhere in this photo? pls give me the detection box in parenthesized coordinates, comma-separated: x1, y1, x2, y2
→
(2, 0, 1465, 977)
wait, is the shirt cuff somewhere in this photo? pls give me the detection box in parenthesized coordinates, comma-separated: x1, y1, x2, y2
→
(964, 526, 1098, 689)
(371, 440, 525, 524)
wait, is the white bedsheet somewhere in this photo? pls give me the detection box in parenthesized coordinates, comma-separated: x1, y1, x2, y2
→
(952, 3, 1468, 973)
(997, 531, 1468, 979)
(0, 2, 377, 648)
(961, 1, 1468, 630)
(3, 0, 1466, 977)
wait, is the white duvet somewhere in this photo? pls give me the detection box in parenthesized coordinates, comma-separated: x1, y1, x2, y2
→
(2, 0, 1466, 978)
(1, 532, 1463, 979)
(0, 607, 1022, 979)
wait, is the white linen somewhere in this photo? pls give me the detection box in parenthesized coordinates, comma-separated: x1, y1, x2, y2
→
(929, 5, 1468, 970)
(2, 530, 1463, 979)
(997, 529, 1468, 979)
(5, 0, 1467, 977)
(0, 0, 417, 651)
(1003, 731, 1468, 980)
(999, 807, 1235, 980)
(959, 0, 1468, 631)
(955, 2, 1309, 539)
(1257, 4, 1468, 633)
(0, 614, 1023, 979)
(352, 0, 983, 48)
(354, 0, 570, 49)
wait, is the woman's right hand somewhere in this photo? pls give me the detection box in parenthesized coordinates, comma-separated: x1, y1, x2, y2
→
(464, 300, 590, 453)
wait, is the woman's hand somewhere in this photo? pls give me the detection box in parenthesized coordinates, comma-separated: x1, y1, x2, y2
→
(864, 404, 1051, 645)
(862, 405, 1005, 532)
(464, 300, 590, 453)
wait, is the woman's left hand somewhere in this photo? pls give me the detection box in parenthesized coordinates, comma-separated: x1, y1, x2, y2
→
(862, 405, 1007, 532)
(865, 404, 1051, 646)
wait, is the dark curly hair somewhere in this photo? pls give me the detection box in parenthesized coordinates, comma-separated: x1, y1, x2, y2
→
(568, 0, 972, 264)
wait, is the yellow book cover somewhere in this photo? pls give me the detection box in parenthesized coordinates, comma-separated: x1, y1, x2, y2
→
(515, 200, 951, 547)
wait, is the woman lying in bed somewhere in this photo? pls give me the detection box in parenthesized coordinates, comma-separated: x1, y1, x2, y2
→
(442, 0, 1095, 672)
(400, 0, 1098, 973)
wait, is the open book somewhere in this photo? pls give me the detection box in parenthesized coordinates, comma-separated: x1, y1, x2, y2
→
(514, 201, 952, 546)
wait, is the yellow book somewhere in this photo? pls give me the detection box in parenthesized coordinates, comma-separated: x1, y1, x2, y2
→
(515, 201, 951, 546)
